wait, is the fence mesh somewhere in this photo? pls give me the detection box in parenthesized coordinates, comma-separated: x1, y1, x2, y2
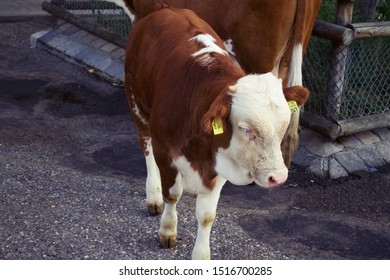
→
(303, 0, 390, 121)
(341, 38, 390, 119)
(303, 36, 390, 121)
(52, 0, 132, 38)
(50, 0, 389, 123)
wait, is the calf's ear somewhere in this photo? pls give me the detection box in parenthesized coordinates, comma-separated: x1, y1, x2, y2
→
(201, 92, 231, 135)
(283, 86, 310, 105)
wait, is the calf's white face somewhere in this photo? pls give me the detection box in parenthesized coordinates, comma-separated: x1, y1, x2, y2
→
(215, 73, 291, 188)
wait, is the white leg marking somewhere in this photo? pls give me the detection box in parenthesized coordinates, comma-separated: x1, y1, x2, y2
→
(223, 39, 242, 69)
(159, 203, 178, 243)
(158, 173, 184, 246)
(105, 0, 135, 22)
(287, 43, 303, 86)
(192, 176, 226, 260)
(223, 39, 235, 56)
(144, 138, 163, 214)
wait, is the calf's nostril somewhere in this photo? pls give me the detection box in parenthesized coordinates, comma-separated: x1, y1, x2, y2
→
(268, 175, 277, 185)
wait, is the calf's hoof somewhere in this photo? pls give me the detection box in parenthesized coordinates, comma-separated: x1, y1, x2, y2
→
(147, 203, 163, 216)
(159, 235, 177, 249)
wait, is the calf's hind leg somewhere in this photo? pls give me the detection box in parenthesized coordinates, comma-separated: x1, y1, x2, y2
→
(143, 137, 164, 215)
(127, 93, 164, 215)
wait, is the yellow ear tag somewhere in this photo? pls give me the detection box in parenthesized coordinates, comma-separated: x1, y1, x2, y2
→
(288, 100, 299, 114)
(212, 118, 224, 135)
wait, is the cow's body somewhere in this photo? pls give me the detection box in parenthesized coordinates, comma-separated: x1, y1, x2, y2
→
(125, 6, 308, 259)
(120, 0, 321, 166)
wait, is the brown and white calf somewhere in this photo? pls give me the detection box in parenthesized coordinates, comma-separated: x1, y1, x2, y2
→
(118, 0, 319, 165)
(125, 6, 309, 259)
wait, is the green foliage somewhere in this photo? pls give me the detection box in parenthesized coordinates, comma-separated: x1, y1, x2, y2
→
(317, 0, 390, 22)
(317, 0, 337, 22)
(376, 0, 390, 21)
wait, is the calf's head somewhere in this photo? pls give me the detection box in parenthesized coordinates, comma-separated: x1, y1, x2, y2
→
(204, 73, 307, 188)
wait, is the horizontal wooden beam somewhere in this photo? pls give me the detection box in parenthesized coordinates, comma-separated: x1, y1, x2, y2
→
(300, 111, 390, 139)
(352, 21, 390, 39)
(312, 20, 355, 45)
(337, 113, 390, 136)
(300, 112, 341, 139)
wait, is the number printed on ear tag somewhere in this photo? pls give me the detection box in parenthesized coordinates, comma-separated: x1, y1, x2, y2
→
(212, 118, 224, 135)
(288, 100, 299, 114)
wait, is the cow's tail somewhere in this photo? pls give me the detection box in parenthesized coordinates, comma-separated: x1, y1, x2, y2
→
(282, 0, 310, 166)
(287, 0, 309, 87)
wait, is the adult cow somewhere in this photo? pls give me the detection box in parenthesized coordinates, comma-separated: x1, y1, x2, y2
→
(119, 0, 322, 166)
(125, 5, 309, 259)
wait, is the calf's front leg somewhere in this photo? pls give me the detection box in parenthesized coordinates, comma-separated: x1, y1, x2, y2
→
(158, 173, 183, 248)
(192, 176, 226, 260)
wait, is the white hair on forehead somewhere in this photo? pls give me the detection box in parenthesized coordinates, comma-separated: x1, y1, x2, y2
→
(229, 73, 290, 130)
(232, 73, 286, 107)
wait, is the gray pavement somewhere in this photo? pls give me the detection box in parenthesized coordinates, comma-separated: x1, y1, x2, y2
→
(0, 0, 49, 17)
(1, 2, 390, 260)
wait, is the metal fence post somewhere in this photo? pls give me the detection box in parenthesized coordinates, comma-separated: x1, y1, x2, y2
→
(326, 0, 355, 121)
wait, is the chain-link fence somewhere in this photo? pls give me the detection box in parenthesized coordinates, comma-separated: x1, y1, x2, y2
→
(50, 0, 131, 39)
(303, 36, 390, 121)
(303, 0, 390, 123)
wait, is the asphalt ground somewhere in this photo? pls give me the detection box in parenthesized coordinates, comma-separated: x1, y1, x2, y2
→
(1, 17, 390, 260)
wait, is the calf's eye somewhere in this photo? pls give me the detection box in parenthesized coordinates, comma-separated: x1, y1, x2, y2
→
(239, 126, 256, 140)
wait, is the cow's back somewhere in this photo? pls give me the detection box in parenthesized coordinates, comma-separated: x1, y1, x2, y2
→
(126, 0, 321, 83)
(125, 8, 214, 120)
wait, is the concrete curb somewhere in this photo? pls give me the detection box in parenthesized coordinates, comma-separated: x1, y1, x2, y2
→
(31, 20, 390, 179)
(32, 20, 125, 84)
